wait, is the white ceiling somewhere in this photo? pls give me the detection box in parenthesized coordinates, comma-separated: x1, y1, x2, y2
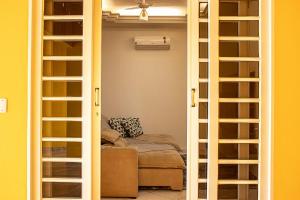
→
(102, 0, 187, 16)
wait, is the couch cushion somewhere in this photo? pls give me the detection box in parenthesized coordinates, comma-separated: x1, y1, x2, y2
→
(129, 143, 185, 169)
(122, 117, 143, 138)
(101, 147, 138, 197)
(114, 137, 128, 147)
(102, 129, 120, 143)
(101, 129, 128, 147)
(139, 149, 185, 169)
(108, 118, 127, 137)
(127, 134, 182, 152)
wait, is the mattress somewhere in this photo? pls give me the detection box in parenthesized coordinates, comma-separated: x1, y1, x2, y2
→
(126, 134, 183, 151)
(127, 134, 185, 169)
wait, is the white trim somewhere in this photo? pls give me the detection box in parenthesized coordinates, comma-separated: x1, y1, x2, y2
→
(261, 0, 274, 199)
(92, 0, 102, 198)
(42, 137, 83, 142)
(42, 97, 83, 101)
(219, 16, 260, 21)
(29, 0, 44, 199)
(42, 198, 82, 200)
(199, 119, 208, 123)
(218, 180, 259, 185)
(199, 38, 209, 43)
(198, 179, 208, 183)
(219, 118, 260, 123)
(259, 0, 263, 198)
(219, 36, 260, 41)
(199, 98, 208, 103)
(187, 0, 199, 199)
(219, 160, 259, 164)
(82, 0, 93, 199)
(199, 78, 209, 83)
(42, 76, 83, 81)
(207, 0, 219, 199)
(42, 117, 83, 122)
(199, 159, 208, 163)
(44, 15, 83, 21)
(219, 77, 260, 82)
(42, 178, 82, 183)
(42, 157, 82, 162)
(219, 139, 260, 144)
(219, 57, 261, 62)
(199, 139, 208, 143)
(27, 0, 32, 199)
(199, 58, 209, 62)
(43, 56, 83, 61)
(43, 35, 83, 41)
(219, 98, 260, 103)
(52, 0, 83, 2)
(199, 18, 208, 23)
(269, 0, 274, 198)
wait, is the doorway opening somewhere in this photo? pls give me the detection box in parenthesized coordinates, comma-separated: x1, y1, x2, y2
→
(27, 0, 272, 199)
(100, 0, 188, 199)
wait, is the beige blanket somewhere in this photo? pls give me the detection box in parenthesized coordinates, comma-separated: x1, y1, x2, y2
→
(127, 134, 182, 152)
(127, 134, 185, 169)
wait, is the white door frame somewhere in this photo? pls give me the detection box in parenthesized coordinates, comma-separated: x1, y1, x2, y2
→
(186, 0, 274, 199)
(27, 0, 273, 199)
(27, 0, 101, 199)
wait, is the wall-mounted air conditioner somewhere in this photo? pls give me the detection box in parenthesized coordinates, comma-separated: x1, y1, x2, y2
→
(134, 36, 171, 50)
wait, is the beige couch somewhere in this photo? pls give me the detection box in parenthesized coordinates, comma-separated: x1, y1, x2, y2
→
(101, 134, 185, 198)
(101, 147, 139, 198)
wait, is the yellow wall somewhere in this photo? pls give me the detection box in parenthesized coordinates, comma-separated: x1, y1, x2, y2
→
(0, 0, 300, 199)
(274, 1, 300, 200)
(0, 1, 28, 200)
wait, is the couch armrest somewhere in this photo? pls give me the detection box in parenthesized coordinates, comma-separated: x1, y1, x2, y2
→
(101, 146, 138, 198)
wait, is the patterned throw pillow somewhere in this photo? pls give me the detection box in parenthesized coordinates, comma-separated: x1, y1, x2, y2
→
(122, 117, 143, 138)
(108, 118, 127, 137)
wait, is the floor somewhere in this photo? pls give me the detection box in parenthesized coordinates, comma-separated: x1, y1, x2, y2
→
(102, 190, 186, 200)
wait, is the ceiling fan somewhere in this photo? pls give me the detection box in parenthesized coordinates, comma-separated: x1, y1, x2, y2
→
(125, 0, 153, 21)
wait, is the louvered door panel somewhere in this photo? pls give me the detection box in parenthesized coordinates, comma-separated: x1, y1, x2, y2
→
(192, 0, 267, 199)
(41, 0, 90, 199)
(217, 0, 260, 199)
(198, 0, 209, 199)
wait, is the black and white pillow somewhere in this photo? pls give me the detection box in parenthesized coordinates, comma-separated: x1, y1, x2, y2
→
(122, 117, 143, 138)
(108, 118, 127, 137)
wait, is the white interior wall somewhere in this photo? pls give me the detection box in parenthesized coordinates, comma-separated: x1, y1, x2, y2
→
(101, 24, 187, 149)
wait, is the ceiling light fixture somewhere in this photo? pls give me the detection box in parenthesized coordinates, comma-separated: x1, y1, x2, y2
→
(123, 0, 151, 21)
(139, 8, 149, 21)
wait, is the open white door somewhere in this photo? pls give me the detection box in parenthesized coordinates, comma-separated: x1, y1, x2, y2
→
(29, 0, 101, 199)
(187, 0, 272, 199)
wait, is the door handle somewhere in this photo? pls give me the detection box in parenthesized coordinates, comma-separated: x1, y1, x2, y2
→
(95, 88, 100, 107)
(191, 88, 196, 107)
